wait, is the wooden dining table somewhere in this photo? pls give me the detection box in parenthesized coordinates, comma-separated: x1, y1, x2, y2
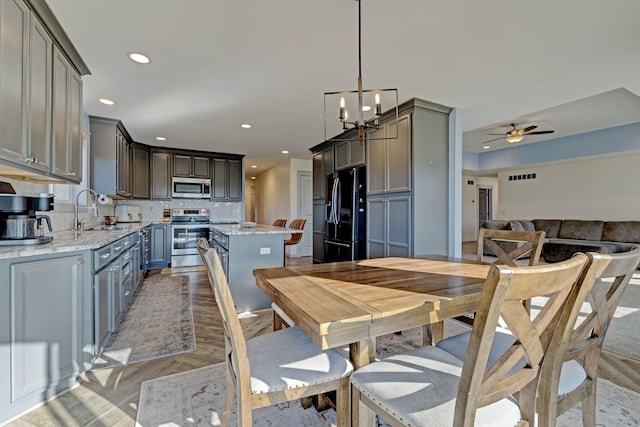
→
(253, 255, 491, 369)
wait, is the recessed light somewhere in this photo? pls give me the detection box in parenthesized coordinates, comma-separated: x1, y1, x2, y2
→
(362, 105, 372, 112)
(281, 150, 289, 154)
(98, 98, 115, 105)
(251, 176, 256, 180)
(483, 145, 491, 150)
(156, 136, 166, 141)
(128, 52, 150, 64)
(241, 124, 252, 129)
(251, 165, 257, 168)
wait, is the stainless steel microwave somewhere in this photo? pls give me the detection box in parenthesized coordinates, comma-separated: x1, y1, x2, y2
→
(172, 177, 211, 199)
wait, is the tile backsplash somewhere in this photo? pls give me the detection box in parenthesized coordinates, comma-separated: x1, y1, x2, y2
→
(0, 177, 242, 231)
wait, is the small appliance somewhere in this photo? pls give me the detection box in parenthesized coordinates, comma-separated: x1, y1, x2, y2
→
(0, 182, 54, 245)
(114, 205, 142, 222)
(171, 177, 211, 199)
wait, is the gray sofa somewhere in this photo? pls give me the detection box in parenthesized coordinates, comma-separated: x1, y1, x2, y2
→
(480, 219, 640, 263)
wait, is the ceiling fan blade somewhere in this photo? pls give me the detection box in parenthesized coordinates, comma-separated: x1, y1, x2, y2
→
(487, 133, 508, 136)
(525, 130, 555, 135)
(480, 136, 505, 144)
(522, 125, 538, 132)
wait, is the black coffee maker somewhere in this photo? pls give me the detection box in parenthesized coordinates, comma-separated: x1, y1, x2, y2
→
(0, 181, 54, 245)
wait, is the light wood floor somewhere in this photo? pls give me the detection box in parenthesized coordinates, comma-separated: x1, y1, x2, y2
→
(7, 253, 639, 426)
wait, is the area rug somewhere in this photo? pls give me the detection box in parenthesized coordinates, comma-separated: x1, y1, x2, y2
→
(136, 322, 640, 427)
(161, 265, 206, 274)
(91, 275, 196, 370)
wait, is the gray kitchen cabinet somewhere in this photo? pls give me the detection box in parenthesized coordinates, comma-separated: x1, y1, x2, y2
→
(0, 251, 91, 420)
(151, 150, 172, 200)
(312, 202, 325, 263)
(334, 137, 365, 171)
(0, 0, 52, 174)
(212, 158, 242, 201)
(93, 265, 111, 356)
(149, 223, 171, 268)
(367, 113, 411, 195)
(132, 143, 150, 199)
(90, 116, 133, 197)
(311, 146, 334, 201)
(51, 45, 82, 183)
(0, 0, 87, 184)
(173, 154, 210, 178)
(366, 195, 412, 258)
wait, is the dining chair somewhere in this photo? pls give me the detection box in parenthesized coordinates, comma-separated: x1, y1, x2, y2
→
(272, 218, 287, 227)
(350, 254, 588, 427)
(453, 228, 547, 327)
(201, 247, 353, 426)
(537, 246, 640, 427)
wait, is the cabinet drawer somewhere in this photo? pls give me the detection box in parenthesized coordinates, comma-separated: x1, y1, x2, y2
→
(213, 231, 228, 249)
(129, 232, 139, 245)
(94, 246, 113, 271)
(112, 238, 126, 258)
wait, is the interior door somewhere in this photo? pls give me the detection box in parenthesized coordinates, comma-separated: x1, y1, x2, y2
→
(297, 171, 313, 256)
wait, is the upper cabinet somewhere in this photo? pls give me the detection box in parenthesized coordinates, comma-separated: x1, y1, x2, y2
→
(334, 135, 365, 171)
(173, 154, 209, 178)
(0, 0, 89, 183)
(150, 150, 172, 200)
(89, 116, 134, 198)
(366, 113, 411, 195)
(131, 143, 150, 199)
(212, 158, 242, 201)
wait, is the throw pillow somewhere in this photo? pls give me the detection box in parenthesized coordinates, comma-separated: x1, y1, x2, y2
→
(510, 221, 525, 232)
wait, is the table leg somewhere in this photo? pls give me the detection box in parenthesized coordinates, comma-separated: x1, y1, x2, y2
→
(423, 320, 444, 346)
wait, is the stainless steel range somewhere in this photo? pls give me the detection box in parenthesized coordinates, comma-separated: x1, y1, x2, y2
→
(170, 208, 210, 267)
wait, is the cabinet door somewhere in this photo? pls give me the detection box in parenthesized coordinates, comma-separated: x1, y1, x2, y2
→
(312, 202, 325, 263)
(366, 126, 386, 195)
(312, 152, 324, 201)
(227, 159, 242, 200)
(27, 17, 51, 172)
(149, 224, 170, 266)
(151, 151, 171, 200)
(387, 114, 411, 194)
(0, 0, 29, 166)
(67, 70, 82, 182)
(349, 139, 365, 167)
(334, 142, 349, 170)
(323, 147, 334, 178)
(386, 195, 411, 256)
(116, 129, 131, 197)
(366, 197, 386, 259)
(212, 158, 227, 200)
(94, 267, 111, 355)
(192, 156, 210, 178)
(132, 147, 150, 199)
(10, 254, 84, 402)
(173, 154, 192, 177)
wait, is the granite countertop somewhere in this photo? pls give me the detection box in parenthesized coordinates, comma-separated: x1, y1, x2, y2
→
(0, 222, 154, 260)
(211, 223, 302, 236)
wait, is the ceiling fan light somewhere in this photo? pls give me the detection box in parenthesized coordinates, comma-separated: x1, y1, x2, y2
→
(506, 135, 524, 143)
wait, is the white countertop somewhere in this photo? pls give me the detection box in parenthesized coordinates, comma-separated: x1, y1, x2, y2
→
(0, 223, 151, 260)
(211, 223, 302, 236)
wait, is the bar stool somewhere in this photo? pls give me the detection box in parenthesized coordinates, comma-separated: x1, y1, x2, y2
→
(272, 218, 287, 227)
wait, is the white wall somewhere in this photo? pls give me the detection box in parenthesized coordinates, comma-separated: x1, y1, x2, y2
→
(497, 153, 640, 220)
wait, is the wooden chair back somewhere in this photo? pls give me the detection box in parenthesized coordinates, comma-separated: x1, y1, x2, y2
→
(201, 247, 252, 424)
(477, 228, 546, 266)
(455, 254, 588, 426)
(536, 246, 640, 427)
(272, 218, 287, 227)
(284, 218, 306, 246)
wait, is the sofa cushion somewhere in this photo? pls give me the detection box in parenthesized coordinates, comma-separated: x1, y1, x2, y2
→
(510, 221, 525, 232)
(602, 221, 640, 244)
(480, 220, 511, 230)
(558, 220, 605, 241)
(543, 239, 623, 263)
(514, 220, 536, 232)
(533, 219, 562, 238)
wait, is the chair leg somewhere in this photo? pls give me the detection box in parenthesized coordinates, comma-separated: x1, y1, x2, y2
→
(222, 365, 235, 426)
(335, 377, 350, 427)
(273, 311, 284, 331)
(582, 382, 597, 427)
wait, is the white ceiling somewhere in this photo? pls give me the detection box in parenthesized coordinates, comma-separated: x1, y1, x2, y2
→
(44, 0, 640, 176)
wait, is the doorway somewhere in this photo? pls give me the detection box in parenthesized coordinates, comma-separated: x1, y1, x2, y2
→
(478, 187, 493, 222)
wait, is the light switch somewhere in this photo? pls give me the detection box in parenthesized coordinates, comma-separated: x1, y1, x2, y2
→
(260, 247, 271, 255)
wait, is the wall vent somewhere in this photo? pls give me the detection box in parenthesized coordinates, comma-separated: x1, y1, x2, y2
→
(508, 173, 537, 181)
(467, 180, 474, 185)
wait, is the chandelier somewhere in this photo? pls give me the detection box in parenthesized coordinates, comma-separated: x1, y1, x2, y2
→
(324, 0, 398, 143)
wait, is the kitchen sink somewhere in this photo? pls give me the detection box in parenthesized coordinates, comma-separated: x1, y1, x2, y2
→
(84, 226, 125, 231)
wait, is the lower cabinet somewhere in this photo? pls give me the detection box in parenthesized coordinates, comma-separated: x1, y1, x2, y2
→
(0, 251, 91, 422)
(367, 195, 412, 258)
(149, 223, 171, 268)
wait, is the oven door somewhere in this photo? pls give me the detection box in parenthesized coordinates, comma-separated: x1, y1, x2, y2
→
(171, 224, 210, 255)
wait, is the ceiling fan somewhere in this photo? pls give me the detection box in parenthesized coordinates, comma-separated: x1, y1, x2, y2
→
(483, 123, 555, 144)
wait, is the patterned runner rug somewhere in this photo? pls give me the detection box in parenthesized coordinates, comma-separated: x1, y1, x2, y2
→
(91, 275, 196, 370)
(136, 322, 640, 426)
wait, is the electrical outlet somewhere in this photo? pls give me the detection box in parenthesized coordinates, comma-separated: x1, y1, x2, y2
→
(260, 247, 271, 255)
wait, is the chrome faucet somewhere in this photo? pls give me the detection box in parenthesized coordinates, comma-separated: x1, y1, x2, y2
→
(73, 189, 99, 230)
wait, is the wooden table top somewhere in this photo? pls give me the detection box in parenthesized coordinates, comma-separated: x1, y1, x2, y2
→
(253, 256, 491, 351)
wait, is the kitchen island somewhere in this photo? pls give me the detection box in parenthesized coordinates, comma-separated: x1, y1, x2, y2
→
(210, 223, 301, 312)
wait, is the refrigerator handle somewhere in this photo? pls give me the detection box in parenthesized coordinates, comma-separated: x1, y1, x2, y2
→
(329, 177, 339, 225)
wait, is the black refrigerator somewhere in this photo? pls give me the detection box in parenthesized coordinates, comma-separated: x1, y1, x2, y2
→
(324, 166, 366, 262)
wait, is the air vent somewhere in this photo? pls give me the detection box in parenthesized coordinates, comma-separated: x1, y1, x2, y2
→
(508, 173, 537, 181)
